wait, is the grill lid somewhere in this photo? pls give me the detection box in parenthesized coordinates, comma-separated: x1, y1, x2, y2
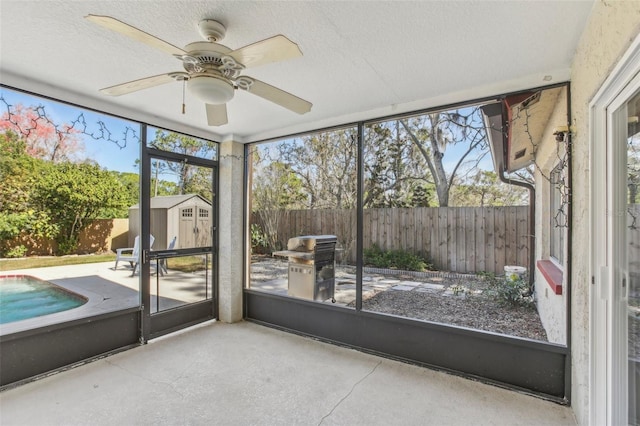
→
(287, 235, 337, 251)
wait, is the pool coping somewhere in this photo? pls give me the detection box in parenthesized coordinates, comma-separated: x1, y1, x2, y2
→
(0, 274, 139, 336)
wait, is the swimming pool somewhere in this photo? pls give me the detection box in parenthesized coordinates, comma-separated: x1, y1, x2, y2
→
(0, 275, 87, 324)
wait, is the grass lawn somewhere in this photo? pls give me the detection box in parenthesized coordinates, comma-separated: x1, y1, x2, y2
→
(166, 255, 213, 273)
(0, 253, 116, 271)
(0, 253, 211, 273)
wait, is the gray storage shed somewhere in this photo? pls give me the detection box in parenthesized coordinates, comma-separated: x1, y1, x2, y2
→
(128, 194, 213, 250)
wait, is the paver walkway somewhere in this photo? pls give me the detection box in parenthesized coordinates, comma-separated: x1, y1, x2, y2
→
(250, 258, 481, 305)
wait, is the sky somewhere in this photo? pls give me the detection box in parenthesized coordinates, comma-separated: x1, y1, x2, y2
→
(1, 87, 141, 174)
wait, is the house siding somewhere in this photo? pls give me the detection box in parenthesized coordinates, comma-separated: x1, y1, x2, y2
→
(570, 1, 640, 424)
(533, 86, 568, 345)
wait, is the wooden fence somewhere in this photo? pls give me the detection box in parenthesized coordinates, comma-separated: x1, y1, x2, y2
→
(252, 206, 530, 275)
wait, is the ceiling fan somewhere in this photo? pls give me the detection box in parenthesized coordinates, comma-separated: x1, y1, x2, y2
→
(85, 15, 312, 126)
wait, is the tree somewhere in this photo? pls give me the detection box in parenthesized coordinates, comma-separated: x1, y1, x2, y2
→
(253, 161, 306, 211)
(364, 121, 435, 208)
(277, 128, 358, 209)
(0, 131, 40, 212)
(32, 162, 129, 254)
(100, 171, 140, 218)
(399, 108, 489, 207)
(1, 96, 145, 255)
(450, 170, 528, 207)
(148, 130, 216, 197)
(0, 132, 58, 255)
(182, 166, 213, 202)
(0, 103, 84, 162)
(252, 159, 306, 251)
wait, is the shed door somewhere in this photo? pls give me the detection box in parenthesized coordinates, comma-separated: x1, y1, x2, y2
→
(178, 206, 211, 248)
(179, 207, 196, 247)
(196, 206, 212, 247)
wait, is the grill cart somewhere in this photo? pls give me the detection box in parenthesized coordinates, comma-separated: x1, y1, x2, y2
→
(273, 235, 337, 302)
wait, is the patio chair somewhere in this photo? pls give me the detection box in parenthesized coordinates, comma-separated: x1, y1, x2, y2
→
(131, 235, 175, 277)
(159, 236, 177, 275)
(114, 235, 154, 271)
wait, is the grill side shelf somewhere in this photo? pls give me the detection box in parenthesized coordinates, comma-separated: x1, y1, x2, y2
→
(272, 250, 315, 260)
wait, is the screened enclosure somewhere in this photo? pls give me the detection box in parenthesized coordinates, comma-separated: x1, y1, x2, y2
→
(245, 84, 571, 400)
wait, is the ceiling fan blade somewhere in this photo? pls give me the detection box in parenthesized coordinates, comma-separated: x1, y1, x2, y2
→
(228, 35, 302, 68)
(85, 14, 186, 56)
(206, 103, 228, 126)
(100, 73, 176, 96)
(243, 78, 312, 114)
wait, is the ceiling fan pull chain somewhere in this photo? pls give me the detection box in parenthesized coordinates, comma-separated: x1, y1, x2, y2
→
(182, 79, 186, 114)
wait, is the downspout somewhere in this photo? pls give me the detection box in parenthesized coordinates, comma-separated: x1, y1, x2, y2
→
(497, 165, 536, 293)
(498, 101, 536, 293)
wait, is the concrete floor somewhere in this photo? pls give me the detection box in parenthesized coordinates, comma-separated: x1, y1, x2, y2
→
(0, 321, 576, 426)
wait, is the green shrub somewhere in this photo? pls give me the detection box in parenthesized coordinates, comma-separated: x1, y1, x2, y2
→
(482, 272, 532, 307)
(363, 244, 432, 271)
(56, 237, 79, 255)
(5, 245, 27, 258)
(250, 224, 269, 254)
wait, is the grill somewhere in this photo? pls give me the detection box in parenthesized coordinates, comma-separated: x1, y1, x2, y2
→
(273, 235, 338, 302)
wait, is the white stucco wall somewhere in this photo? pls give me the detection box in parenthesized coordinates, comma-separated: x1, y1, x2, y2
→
(533, 87, 568, 345)
(570, 1, 640, 424)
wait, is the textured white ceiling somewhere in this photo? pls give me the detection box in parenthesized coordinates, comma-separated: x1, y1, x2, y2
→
(0, 1, 594, 143)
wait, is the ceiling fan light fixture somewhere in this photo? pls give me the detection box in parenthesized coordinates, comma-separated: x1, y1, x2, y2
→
(187, 75, 234, 104)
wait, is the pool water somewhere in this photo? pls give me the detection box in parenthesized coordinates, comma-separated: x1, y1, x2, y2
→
(0, 276, 87, 324)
